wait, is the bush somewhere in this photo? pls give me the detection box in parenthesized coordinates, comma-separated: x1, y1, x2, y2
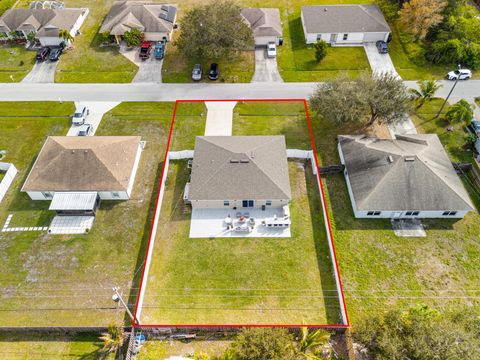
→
(123, 28, 143, 47)
(313, 40, 328, 63)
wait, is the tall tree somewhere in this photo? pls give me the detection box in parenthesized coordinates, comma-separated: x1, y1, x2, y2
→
(409, 79, 442, 108)
(399, 0, 447, 40)
(309, 75, 366, 125)
(359, 73, 411, 125)
(313, 40, 328, 63)
(123, 28, 143, 47)
(58, 29, 74, 44)
(176, 0, 254, 60)
(99, 324, 126, 356)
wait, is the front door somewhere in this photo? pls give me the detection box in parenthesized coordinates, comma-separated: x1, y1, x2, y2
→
(330, 33, 338, 43)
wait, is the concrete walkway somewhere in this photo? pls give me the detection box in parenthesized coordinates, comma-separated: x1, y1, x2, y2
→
(204, 101, 237, 136)
(364, 43, 400, 78)
(66, 101, 119, 136)
(22, 60, 58, 83)
(120, 44, 163, 83)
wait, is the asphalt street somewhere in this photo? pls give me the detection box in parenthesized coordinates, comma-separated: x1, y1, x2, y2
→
(0, 80, 478, 102)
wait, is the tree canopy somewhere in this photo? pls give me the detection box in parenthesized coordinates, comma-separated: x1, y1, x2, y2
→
(309, 73, 411, 126)
(176, 0, 254, 60)
(399, 0, 447, 40)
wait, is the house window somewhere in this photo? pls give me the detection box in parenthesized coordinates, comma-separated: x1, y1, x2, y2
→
(42, 191, 53, 199)
(442, 211, 457, 216)
(242, 200, 254, 208)
(405, 211, 419, 216)
(316, 34, 322, 41)
(266, 200, 272, 206)
(367, 211, 381, 216)
(343, 33, 348, 40)
(223, 200, 229, 206)
(112, 192, 120, 198)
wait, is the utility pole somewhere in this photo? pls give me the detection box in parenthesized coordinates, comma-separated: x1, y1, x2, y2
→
(435, 64, 461, 118)
(112, 286, 141, 325)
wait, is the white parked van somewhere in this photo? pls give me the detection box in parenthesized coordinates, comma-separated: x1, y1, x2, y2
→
(72, 105, 89, 126)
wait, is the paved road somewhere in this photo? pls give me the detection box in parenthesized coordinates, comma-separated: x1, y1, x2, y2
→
(0, 80, 478, 102)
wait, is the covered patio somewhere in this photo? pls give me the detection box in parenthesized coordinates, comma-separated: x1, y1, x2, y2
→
(189, 206, 291, 238)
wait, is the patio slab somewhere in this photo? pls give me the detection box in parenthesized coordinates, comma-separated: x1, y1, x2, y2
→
(189, 207, 291, 238)
(48, 215, 95, 235)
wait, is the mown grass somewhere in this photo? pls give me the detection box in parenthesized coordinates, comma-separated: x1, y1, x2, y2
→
(0, 45, 36, 82)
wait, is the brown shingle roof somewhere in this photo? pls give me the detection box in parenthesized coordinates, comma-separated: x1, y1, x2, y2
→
(22, 136, 141, 192)
(100, 1, 177, 36)
(0, 8, 85, 36)
(189, 136, 291, 201)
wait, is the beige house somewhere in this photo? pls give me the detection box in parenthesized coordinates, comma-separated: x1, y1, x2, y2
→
(241, 8, 282, 46)
(0, 8, 89, 46)
(188, 136, 291, 209)
(100, 1, 177, 44)
(22, 136, 143, 202)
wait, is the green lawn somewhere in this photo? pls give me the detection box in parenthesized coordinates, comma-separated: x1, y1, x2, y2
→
(232, 101, 311, 148)
(52, 0, 138, 83)
(0, 332, 109, 360)
(0, 45, 36, 82)
(309, 101, 480, 326)
(277, 14, 371, 82)
(137, 338, 231, 360)
(0, 102, 209, 326)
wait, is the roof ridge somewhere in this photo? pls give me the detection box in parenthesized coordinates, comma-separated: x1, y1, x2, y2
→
(358, 4, 388, 29)
(88, 150, 126, 189)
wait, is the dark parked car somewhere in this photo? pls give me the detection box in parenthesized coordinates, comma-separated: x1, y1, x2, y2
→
(208, 63, 219, 80)
(467, 120, 480, 137)
(49, 47, 63, 61)
(139, 41, 152, 60)
(36, 47, 50, 61)
(154, 41, 165, 59)
(376, 40, 388, 54)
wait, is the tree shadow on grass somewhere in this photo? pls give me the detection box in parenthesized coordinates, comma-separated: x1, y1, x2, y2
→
(305, 163, 343, 324)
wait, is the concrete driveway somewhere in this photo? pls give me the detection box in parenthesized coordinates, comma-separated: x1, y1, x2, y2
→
(204, 101, 236, 136)
(66, 101, 119, 136)
(252, 47, 283, 83)
(364, 42, 400, 78)
(120, 45, 163, 83)
(22, 60, 58, 83)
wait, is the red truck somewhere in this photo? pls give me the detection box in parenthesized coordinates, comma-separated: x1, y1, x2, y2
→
(139, 41, 152, 61)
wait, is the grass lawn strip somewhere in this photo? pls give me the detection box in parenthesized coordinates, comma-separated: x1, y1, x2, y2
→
(0, 45, 36, 82)
(310, 100, 480, 325)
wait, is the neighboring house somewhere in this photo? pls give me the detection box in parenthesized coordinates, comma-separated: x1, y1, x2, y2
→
(0, 8, 89, 46)
(22, 136, 143, 203)
(301, 4, 390, 45)
(241, 8, 282, 46)
(338, 134, 474, 219)
(188, 136, 291, 209)
(100, 1, 177, 44)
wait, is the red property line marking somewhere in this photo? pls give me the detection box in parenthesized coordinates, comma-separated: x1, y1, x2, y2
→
(132, 99, 349, 328)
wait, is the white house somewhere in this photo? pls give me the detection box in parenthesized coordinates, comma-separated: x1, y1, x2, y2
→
(301, 5, 391, 45)
(188, 136, 291, 209)
(22, 136, 143, 204)
(100, 1, 177, 44)
(0, 8, 89, 46)
(338, 134, 474, 219)
(241, 8, 282, 46)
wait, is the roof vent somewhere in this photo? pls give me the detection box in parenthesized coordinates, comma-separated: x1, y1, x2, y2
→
(230, 159, 239, 163)
(324, 7, 327, 11)
(404, 156, 415, 162)
(240, 159, 250, 164)
(387, 155, 393, 163)
(71, 150, 75, 154)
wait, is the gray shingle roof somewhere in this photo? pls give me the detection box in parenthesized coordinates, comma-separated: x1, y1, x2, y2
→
(100, 1, 177, 36)
(241, 8, 282, 38)
(301, 4, 390, 34)
(22, 136, 141, 192)
(338, 134, 474, 212)
(189, 136, 291, 201)
(0, 8, 85, 36)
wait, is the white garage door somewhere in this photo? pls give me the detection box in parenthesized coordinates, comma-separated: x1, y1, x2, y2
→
(363, 32, 387, 43)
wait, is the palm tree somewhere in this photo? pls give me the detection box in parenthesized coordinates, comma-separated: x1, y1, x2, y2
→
(58, 28, 74, 44)
(298, 325, 331, 359)
(444, 99, 474, 124)
(409, 80, 442, 109)
(99, 324, 126, 356)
